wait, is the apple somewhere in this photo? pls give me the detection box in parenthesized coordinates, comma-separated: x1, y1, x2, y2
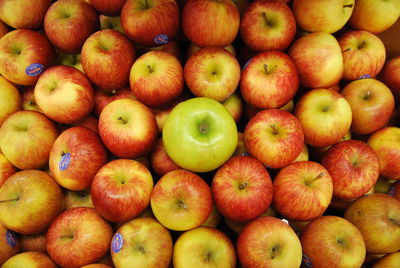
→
(310, 130, 352, 161)
(381, 56, 400, 102)
(34, 65, 95, 124)
(151, 169, 213, 231)
(88, 0, 127, 16)
(0, 20, 9, 38)
(94, 87, 136, 117)
(367, 127, 400, 181)
(81, 264, 112, 268)
(300, 216, 366, 268)
(82, 29, 136, 91)
(21, 86, 41, 112)
(344, 194, 400, 253)
(121, 0, 179, 47)
(293, 143, 309, 162)
(201, 204, 222, 228)
(232, 0, 249, 16)
(44, 0, 100, 54)
(294, 88, 352, 147)
(0, 110, 58, 170)
(186, 42, 236, 58)
(182, 0, 240, 47)
(240, 0, 296, 52)
(341, 78, 395, 135)
(99, 98, 158, 158)
(389, 182, 400, 201)
(240, 51, 299, 109)
(111, 217, 173, 268)
(349, 0, 400, 34)
(184, 47, 240, 102)
(225, 208, 277, 234)
(322, 140, 380, 199)
(141, 40, 184, 64)
(0, 152, 16, 187)
(244, 109, 304, 169)
(1, 252, 56, 268)
(130, 51, 183, 107)
(237, 216, 302, 268)
(0, 29, 56, 86)
(374, 176, 395, 194)
(0, 0, 51, 29)
(71, 115, 99, 134)
(149, 138, 180, 177)
(162, 97, 238, 173)
(0, 170, 63, 235)
(222, 92, 242, 124)
(0, 76, 21, 125)
(64, 189, 94, 209)
(273, 161, 333, 221)
(372, 251, 400, 267)
(46, 207, 114, 268)
(58, 53, 84, 73)
(173, 227, 236, 268)
(212, 155, 273, 222)
(100, 15, 124, 33)
(19, 233, 47, 253)
(0, 223, 19, 265)
(288, 32, 344, 88)
(293, 0, 354, 33)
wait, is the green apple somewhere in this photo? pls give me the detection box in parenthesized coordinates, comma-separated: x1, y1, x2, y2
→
(162, 97, 238, 173)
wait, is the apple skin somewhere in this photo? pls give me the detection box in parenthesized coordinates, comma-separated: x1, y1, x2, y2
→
(240, 0, 296, 52)
(288, 32, 344, 88)
(184, 46, 240, 102)
(372, 251, 400, 267)
(140, 40, 184, 64)
(322, 140, 380, 199)
(0, 29, 56, 86)
(58, 53, 84, 73)
(240, 51, 299, 109)
(149, 138, 180, 177)
(44, 0, 100, 54)
(111, 217, 173, 268)
(0, 152, 17, 187)
(0, 170, 64, 235)
(212, 155, 273, 222)
(244, 109, 304, 169)
(341, 78, 394, 135)
(367, 127, 400, 181)
(0, 110, 58, 170)
(300, 216, 366, 268)
(100, 15, 124, 33)
(151, 169, 213, 231)
(182, 0, 240, 47)
(237, 216, 302, 268)
(273, 161, 333, 221)
(225, 208, 277, 234)
(294, 88, 352, 147)
(0, 76, 22, 125)
(293, 0, 355, 33)
(88, 0, 127, 16)
(49, 126, 108, 191)
(173, 227, 236, 268)
(162, 97, 238, 173)
(99, 98, 158, 159)
(1, 252, 57, 268)
(94, 87, 136, 117)
(19, 233, 47, 253)
(121, 0, 179, 47)
(381, 56, 400, 102)
(222, 92, 242, 124)
(0, 0, 52, 29)
(201, 204, 222, 228)
(46, 207, 114, 268)
(91, 159, 154, 222)
(130, 50, 183, 107)
(64, 189, 94, 209)
(81, 264, 112, 268)
(21, 86, 41, 112)
(81, 29, 136, 91)
(71, 115, 99, 134)
(0, 223, 19, 265)
(344, 194, 400, 254)
(187, 43, 236, 58)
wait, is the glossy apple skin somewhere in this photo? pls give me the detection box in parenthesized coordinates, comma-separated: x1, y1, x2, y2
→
(273, 161, 333, 221)
(184, 47, 240, 102)
(301, 216, 366, 268)
(344, 194, 400, 254)
(0, 110, 58, 170)
(372, 251, 400, 267)
(225, 208, 276, 234)
(237, 216, 302, 268)
(111, 217, 173, 268)
(0, 152, 17, 187)
(46, 207, 114, 268)
(121, 0, 179, 47)
(0, 76, 21, 125)
(99, 98, 158, 159)
(22, 86, 41, 112)
(367, 127, 400, 181)
(0, 29, 56, 86)
(130, 51, 183, 107)
(322, 140, 379, 199)
(44, 0, 100, 54)
(244, 109, 304, 169)
(182, 0, 239, 47)
(72, 115, 99, 134)
(0, 170, 64, 235)
(289, 32, 343, 88)
(82, 29, 136, 91)
(341, 78, 394, 135)
(1, 252, 57, 268)
(186, 43, 236, 58)
(34, 65, 95, 124)
(49, 126, 108, 191)
(89, 0, 126, 16)
(381, 56, 400, 102)
(0, 223, 19, 265)
(212, 156, 273, 222)
(240, 51, 299, 109)
(150, 138, 180, 177)
(173, 227, 236, 268)
(91, 159, 154, 222)
(19, 233, 47, 253)
(240, 0, 296, 52)
(339, 30, 386, 80)
(151, 169, 213, 231)
(94, 87, 136, 117)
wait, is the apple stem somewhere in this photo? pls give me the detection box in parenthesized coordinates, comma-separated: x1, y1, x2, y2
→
(343, 4, 353, 8)
(270, 124, 278, 135)
(342, 48, 351, 53)
(308, 172, 324, 184)
(118, 116, 128, 124)
(239, 181, 248, 190)
(357, 40, 367, 49)
(270, 245, 279, 259)
(0, 197, 19, 203)
(147, 65, 154, 73)
(138, 246, 146, 253)
(263, 64, 270, 74)
(362, 91, 371, 100)
(144, 0, 150, 9)
(390, 218, 400, 227)
(178, 200, 188, 209)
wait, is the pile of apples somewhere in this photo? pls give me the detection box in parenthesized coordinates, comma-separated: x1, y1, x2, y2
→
(1, 0, 400, 267)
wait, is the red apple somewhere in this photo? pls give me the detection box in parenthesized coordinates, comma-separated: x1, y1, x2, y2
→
(372, 251, 400, 267)
(88, 0, 127, 16)
(1, 252, 56, 268)
(150, 138, 180, 177)
(94, 87, 136, 117)
(381, 56, 400, 102)
(222, 92, 242, 124)
(0, 152, 17, 187)
(0, 76, 21, 126)
(0, 20, 9, 38)
(186, 42, 236, 58)
(64, 189, 94, 209)
(0, 223, 19, 265)
(21, 86, 41, 112)
(19, 233, 47, 253)
(71, 115, 99, 134)
(142, 40, 184, 63)
(224, 208, 277, 234)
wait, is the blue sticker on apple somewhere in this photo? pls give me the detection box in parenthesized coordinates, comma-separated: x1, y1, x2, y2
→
(25, 63, 44, 77)
(387, 186, 396, 196)
(112, 233, 123, 253)
(358, 74, 371, 80)
(243, 58, 252, 70)
(302, 253, 313, 267)
(154, 34, 169, 45)
(5, 230, 17, 248)
(59, 152, 71, 171)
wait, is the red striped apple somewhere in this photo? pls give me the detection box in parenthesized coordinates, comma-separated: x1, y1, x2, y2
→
(0, 223, 19, 265)
(94, 87, 136, 117)
(21, 86, 41, 112)
(0, 152, 16, 187)
(381, 56, 400, 102)
(187, 43, 236, 58)
(150, 138, 180, 177)
(88, 0, 127, 16)
(19, 233, 47, 253)
(1, 252, 56, 268)
(0, 76, 21, 125)
(222, 92, 243, 124)
(64, 190, 94, 209)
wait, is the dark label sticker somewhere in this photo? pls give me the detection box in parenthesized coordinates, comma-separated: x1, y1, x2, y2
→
(25, 63, 44, 77)
(6, 230, 17, 248)
(243, 58, 252, 70)
(387, 185, 396, 196)
(59, 152, 71, 171)
(358, 74, 371, 79)
(112, 233, 123, 253)
(303, 253, 313, 267)
(154, 34, 169, 45)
